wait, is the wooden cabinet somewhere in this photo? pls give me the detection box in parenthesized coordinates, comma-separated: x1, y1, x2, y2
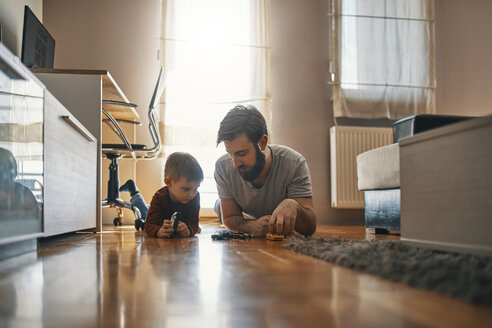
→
(0, 43, 98, 258)
(43, 91, 97, 236)
(0, 43, 44, 259)
(32, 69, 139, 231)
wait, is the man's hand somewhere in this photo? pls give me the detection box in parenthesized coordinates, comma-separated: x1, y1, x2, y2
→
(221, 199, 270, 237)
(177, 221, 191, 237)
(222, 214, 270, 237)
(156, 220, 174, 238)
(249, 215, 270, 237)
(269, 199, 298, 235)
(220, 197, 316, 237)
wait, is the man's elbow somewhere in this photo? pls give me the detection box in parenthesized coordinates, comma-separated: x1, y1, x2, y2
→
(305, 222, 317, 237)
(299, 213, 317, 237)
(222, 216, 236, 231)
(297, 223, 316, 237)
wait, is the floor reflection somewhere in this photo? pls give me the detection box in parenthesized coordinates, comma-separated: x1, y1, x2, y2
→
(196, 235, 223, 325)
(0, 235, 99, 326)
(100, 231, 169, 326)
(0, 224, 490, 328)
(0, 259, 43, 327)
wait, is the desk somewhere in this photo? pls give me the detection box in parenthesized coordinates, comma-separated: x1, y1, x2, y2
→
(32, 68, 136, 232)
(31, 68, 140, 122)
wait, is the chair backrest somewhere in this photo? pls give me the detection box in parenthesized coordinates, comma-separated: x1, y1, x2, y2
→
(150, 67, 166, 111)
(146, 67, 166, 156)
(102, 67, 166, 160)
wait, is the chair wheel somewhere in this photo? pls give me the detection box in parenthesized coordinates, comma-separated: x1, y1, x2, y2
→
(113, 217, 122, 226)
(134, 219, 144, 231)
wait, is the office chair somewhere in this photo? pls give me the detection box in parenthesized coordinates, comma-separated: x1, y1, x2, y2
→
(101, 67, 166, 229)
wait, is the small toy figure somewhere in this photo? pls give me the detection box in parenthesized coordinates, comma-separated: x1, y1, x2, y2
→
(169, 212, 182, 239)
(266, 233, 284, 241)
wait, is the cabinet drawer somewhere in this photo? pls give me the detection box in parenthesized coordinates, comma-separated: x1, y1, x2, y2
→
(43, 91, 97, 236)
(0, 44, 43, 97)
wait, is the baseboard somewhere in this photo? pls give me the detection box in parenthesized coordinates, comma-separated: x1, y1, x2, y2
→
(401, 237, 492, 256)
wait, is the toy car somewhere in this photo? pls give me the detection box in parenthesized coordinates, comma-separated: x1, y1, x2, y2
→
(266, 233, 284, 241)
(211, 230, 254, 240)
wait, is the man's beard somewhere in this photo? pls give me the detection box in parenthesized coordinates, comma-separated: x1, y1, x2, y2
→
(238, 144, 266, 182)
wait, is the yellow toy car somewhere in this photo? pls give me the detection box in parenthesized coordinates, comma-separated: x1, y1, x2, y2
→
(266, 233, 284, 241)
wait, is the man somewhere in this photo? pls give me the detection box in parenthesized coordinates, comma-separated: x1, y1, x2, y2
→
(214, 105, 317, 237)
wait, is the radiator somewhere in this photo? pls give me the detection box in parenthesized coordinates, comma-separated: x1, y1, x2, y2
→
(330, 126, 393, 209)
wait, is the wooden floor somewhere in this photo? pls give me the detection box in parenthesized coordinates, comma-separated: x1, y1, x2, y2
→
(0, 220, 490, 328)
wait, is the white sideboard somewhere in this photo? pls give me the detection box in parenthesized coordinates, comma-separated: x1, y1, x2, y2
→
(43, 90, 98, 236)
(0, 42, 97, 259)
(400, 115, 492, 255)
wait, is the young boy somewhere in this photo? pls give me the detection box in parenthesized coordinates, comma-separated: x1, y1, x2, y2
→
(143, 152, 203, 238)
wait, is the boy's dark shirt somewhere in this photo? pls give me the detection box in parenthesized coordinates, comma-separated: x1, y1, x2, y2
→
(144, 186, 200, 237)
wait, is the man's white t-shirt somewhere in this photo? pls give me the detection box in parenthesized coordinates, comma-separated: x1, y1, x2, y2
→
(214, 144, 312, 219)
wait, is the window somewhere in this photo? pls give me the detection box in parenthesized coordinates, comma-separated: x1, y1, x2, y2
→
(330, 0, 436, 120)
(160, 0, 270, 211)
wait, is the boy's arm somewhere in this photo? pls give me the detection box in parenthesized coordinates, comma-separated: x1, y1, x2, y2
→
(221, 199, 269, 237)
(180, 193, 201, 237)
(144, 192, 167, 237)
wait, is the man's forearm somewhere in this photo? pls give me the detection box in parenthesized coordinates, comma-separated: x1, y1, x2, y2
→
(223, 215, 267, 236)
(223, 215, 251, 232)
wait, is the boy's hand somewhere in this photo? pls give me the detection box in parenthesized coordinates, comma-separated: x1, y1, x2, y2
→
(157, 220, 174, 238)
(177, 221, 191, 237)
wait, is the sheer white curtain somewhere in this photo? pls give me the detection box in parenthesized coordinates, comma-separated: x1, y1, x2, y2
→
(160, 0, 270, 210)
(330, 0, 435, 120)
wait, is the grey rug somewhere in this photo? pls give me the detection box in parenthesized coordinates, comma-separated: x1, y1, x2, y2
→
(284, 236, 492, 305)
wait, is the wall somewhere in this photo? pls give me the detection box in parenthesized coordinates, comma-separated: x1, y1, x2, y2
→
(435, 0, 492, 116)
(270, 0, 364, 225)
(43, 0, 162, 224)
(269, 0, 492, 225)
(5, 0, 489, 226)
(0, 0, 42, 56)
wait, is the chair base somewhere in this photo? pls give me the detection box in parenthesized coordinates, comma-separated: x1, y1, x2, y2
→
(102, 154, 141, 227)
(102, 198, 141, 223)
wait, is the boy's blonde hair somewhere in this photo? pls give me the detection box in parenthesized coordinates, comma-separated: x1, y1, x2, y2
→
(164, 152, 203, 182)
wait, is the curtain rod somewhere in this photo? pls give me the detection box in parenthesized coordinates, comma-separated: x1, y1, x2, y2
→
(327, 81, 436, 89)
(327, 13, 434, 23)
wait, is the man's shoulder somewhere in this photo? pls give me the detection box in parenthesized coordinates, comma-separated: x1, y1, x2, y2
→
(216, 152, 231, 164)
(270, 144, 305, 162)
(215, 153, 233, 171)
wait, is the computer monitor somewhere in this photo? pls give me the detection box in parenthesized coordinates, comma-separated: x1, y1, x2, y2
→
(21, 5, 55, 68)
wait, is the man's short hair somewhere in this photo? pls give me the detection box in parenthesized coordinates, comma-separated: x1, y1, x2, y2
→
(164, 152, 204, 182)
(217, 105, 268, 145)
